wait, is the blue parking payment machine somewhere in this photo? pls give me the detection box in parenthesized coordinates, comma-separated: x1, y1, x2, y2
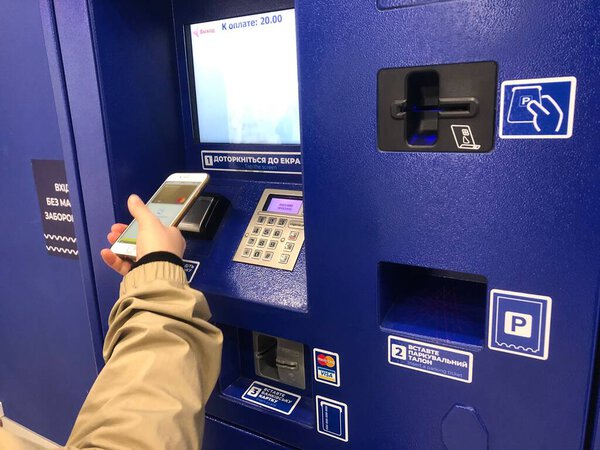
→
(2, 0, 600, 448)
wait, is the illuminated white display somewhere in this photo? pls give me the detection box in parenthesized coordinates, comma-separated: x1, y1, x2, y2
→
(189, 9, 300, 145)
(266, 197, 302, 215)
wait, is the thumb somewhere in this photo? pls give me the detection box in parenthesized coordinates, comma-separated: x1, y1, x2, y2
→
(127, 194, 160, 228)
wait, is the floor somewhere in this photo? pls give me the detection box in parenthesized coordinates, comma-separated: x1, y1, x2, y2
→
(0, 404, 59, 449)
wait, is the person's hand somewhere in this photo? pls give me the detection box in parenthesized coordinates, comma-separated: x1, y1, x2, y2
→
(126, 194, 186, 259)
(100, 194, 186, 276)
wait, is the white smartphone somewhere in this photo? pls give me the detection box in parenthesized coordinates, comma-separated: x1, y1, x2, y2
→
(110, 173, 209, 259)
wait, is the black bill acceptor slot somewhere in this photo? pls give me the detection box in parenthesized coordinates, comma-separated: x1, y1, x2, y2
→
(178, 194, 228, 239)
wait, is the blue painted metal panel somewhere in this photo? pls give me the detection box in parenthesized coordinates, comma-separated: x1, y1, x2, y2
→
(0, 0, 100, 444)
(51, 0, 123, 336)
(297, 0, 600, 448)
(86, 0, 186, 221)
(204, 416, 292, 449)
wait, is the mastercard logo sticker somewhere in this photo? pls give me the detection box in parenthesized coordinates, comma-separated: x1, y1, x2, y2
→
(317, 354, 336, 368)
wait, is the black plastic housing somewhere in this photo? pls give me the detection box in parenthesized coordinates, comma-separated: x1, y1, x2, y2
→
(378, 61, 497, 152)
(179, 193, 229, 239)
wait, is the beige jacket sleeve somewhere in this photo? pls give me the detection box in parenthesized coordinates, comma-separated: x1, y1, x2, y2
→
(0, 261, 223, 450)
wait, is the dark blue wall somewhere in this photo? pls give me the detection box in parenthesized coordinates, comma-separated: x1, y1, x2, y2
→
(0, 0, 100, 443)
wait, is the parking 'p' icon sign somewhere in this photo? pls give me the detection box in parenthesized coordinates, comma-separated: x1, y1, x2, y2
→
(504, 312, 533, 338)
(488, 289, 552, 360)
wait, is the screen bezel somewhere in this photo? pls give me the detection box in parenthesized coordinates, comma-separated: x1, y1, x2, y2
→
(184, 7, 300, 147)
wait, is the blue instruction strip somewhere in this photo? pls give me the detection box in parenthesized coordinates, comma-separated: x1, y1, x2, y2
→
(201, 150, 302, 174)
(316, 396, 349, 442)
(241, 381, 301, 415)
(388, 336, 473, 383)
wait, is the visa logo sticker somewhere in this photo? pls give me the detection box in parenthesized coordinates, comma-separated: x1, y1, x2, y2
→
(388, 336, 473, 383)
(313, 348, 340, 387)
(488, 289, 552, 360)
(241, 381, 301, 416)
(317, 368, 336, 382)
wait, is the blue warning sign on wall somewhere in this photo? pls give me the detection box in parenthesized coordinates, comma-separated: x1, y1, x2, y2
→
(31, 159, 79, 258)
(499, 76, 577, 139)
(488, 289, 552, 360)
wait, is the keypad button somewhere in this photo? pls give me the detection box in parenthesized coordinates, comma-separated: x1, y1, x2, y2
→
(252, 250, 262, 259)
(247, 237, 257, 246)
(263, 251, 274, 261)
(273, 229, 283, 238)
(257, 239, 267, 248)
(262, 228, 272, 237)
(288, 231, 299, 241)
(279, 254, 290, 264)
(289, 221, 304, 228)
(267, 217, 277, 225)
(277, 218, 287, 226)
(257, 215, 267, 224)
(284, 242, 295, 252)
(268, 240, 278, 249)
(242, 248, 252, 257)
(252, 226, 261, 235)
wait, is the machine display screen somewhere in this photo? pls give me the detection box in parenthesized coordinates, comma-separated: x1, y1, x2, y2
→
(189, 9, 300, 145)
(264, 196, 302, 215)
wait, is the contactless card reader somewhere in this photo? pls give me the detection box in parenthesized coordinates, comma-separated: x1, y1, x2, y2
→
(233, 189, 304, 271)
(178, 194, 228, 239)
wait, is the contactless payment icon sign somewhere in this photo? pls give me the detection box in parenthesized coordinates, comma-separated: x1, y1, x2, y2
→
(488, 289, 552, 360)
(499, 76, 577, 139)
(313, 348, 340, 387)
